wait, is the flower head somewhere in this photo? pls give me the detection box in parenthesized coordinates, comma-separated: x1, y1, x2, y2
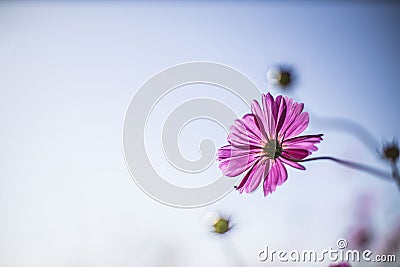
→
(348, 225, 372, 249)
(217, 93, 323, 196)
(382, 140, 399, 163)
(267, 66, 295, 89)
(213, 217, 231, 234)
(205, 212, 232, 235)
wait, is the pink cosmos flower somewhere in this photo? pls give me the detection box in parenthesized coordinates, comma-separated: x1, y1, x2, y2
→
(217, 93, 323, 196)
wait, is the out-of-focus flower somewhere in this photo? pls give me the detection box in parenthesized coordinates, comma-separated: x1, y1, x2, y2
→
(381, 140, 400, 189)
(267, 66, 295, 89)
(347, 194, 374, 249)
(206, 213, 232, 235)
(217, 93, 323, 196)
(213, 217, 230, 234)
(348, 225, 373, 249)
(329, 263, 351, 267)
(382, 140, 399, 163)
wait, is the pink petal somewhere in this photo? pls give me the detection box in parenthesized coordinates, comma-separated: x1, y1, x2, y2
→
(281, 149, 311, 160)
(251, 99, 268, 140)
(263, 159, 287, 196)
(284, 112, 309, 139)
(279, 156, 306, 170)
(219, 157, 257, 177)
(262, 93, 276, 139)
(272, 95, 287, 136)
(228, 131, 263, 148)
(283, 134, 323, 152)
(284, 134, 323, 144)
(218, 145, 260, 177)
(217, 145, 260, 160)
(241, 114, 264, 140)
(228, 114, 265, 148)
(278, 97, 306, 140)
(236, 160, 270, 193)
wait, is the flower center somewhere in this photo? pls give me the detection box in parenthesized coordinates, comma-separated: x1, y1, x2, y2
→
(263, 139, 282, 159)
(384, 146, 399, 162)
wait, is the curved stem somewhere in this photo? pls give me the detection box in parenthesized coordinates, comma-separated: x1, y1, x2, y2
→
(282, 155, 392, 180)
(308, 111, 380, 156)
(390, 161, 400, 190)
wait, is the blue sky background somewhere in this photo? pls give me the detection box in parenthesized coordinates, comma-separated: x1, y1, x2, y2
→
(0, 1, 399, 266)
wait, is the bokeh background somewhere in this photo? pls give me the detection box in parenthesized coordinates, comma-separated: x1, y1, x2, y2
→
(0, 1, 400, 266)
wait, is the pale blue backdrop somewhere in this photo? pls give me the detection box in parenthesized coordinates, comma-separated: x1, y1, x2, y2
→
(0, 1, 399, 267)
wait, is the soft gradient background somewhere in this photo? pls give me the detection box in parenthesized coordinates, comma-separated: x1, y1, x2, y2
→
(0, 1, 399, 266)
